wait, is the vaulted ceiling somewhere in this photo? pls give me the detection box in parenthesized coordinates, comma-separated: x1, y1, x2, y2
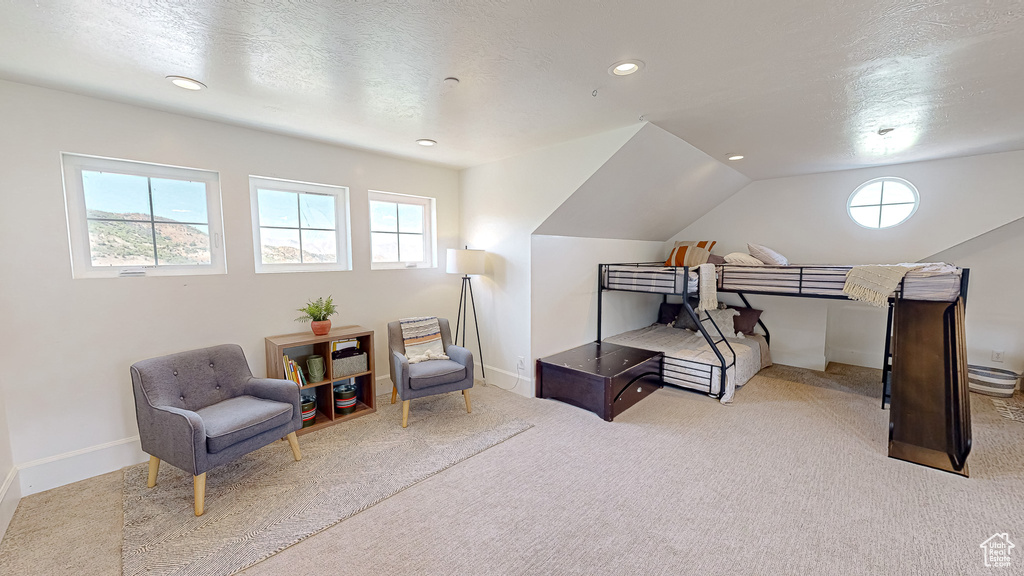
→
(1, 1, 1022, 179)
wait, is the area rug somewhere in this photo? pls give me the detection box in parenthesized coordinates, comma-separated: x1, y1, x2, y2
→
(122, 393, 532, 575)
(992, 396, 1024, 423)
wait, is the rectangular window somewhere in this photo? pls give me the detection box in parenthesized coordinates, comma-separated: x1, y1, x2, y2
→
(250, 176, 351, 273)
(368, 190, 435, 269)
(61, 153, 225, 278)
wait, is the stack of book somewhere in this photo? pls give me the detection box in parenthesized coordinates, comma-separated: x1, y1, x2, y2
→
(282, 354, 306, 387)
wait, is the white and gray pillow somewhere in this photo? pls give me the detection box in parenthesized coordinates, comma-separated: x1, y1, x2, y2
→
(747, 243, 789, 266)
(724, 252, 764, 265)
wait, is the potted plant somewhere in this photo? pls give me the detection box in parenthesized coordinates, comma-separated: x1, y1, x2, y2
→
(296, 296, 338, 335)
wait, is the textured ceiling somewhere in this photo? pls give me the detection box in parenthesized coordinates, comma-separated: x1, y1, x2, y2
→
(1, 0, 1022, 179)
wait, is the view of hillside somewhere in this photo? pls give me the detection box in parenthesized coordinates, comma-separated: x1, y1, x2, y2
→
(87, 211, 210, 266)
(261, 244, 335, 264)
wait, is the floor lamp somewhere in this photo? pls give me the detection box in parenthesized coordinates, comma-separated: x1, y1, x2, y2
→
(447, 247, 486, 379)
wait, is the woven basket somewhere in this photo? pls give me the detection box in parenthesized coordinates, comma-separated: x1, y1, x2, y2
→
(332, 352, 367, 379)
(967, 365, 1020, 398)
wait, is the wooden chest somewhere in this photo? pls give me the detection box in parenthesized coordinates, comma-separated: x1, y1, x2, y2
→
(537, 342, 663, 422)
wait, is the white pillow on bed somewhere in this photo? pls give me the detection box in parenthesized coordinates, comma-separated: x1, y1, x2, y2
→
(724, 252, 764, 265)
(747, 243, 789, 266)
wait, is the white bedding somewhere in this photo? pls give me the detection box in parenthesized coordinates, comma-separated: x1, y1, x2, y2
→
(604, 325, 770, 404)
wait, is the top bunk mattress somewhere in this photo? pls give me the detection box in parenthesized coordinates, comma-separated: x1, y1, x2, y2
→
(602, 263, 698, 294)
(717, 264, 963, 301)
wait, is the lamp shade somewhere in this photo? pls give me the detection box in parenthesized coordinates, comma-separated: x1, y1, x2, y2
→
(446, 248, 485, 275)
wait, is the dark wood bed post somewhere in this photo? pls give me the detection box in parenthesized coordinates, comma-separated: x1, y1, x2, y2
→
(596, 264, 603, 342)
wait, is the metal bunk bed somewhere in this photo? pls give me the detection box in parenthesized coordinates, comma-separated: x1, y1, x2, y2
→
(598, 262, 740, 400)
(598, 261, 973, 476)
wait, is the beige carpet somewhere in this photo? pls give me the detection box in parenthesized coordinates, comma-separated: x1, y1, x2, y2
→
(992, 396, 1024, 423)
(120, 392, 530, 575)
(2, 365, 1023, 576)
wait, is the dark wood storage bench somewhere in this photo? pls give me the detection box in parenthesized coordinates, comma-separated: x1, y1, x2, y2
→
(536, 342, 663, 421)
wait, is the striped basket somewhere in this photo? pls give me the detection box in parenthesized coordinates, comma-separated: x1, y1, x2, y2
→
(300, 396, 317, 428)
(967, 365, 1020, 398)
(334, 383, 358, 415)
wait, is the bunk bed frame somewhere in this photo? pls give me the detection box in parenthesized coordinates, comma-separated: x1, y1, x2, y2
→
(598, 262, 738, 398)
(597, 261, 973, 476)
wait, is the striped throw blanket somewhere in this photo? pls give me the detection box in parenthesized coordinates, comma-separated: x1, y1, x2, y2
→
(400, 316, 450, 364)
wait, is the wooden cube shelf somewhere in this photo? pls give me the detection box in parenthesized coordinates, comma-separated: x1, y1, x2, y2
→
(265, 325, 376, 435)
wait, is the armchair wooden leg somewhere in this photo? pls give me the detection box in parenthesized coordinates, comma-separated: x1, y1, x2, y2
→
(194, 473, 206, 517)
(391, 385, 397, 405)
(147, 456, 160, 488)
(402, 400, 410, 428)
(286, 431, 302, 461)
(464, 389, 472, 413)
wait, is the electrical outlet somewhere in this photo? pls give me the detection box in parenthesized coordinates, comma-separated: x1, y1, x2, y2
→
(992, 349, 1005, 362)
(516, 356, 526, 371)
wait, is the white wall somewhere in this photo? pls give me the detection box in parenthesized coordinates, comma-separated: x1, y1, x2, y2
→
(534, 123, 750, 240)
(0, 385, 19, 542)
(531, 236, 666, 376)
(930, 217, 1024, 376)
(460, 124, 643, 393)
(675, 150, 1024, 370)
(0, 80, 461, 494)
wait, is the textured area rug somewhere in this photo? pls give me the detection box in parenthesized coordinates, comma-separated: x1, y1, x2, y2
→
(992, 396, 1024, 423)
(122, 393, 531, 576)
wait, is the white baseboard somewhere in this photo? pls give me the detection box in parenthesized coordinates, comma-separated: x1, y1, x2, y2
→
(18, 436, 146, 496)
(826, 348, 883, 370)
(0, 466, 20, 542)
(771, 351, 827, 372)
(377, 366, 534, 397)
(479, 364, 534, 397)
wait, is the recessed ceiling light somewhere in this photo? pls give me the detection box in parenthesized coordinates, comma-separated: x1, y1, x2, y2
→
(416, 139, 437, 147)
(727, 154, 744, 161)
(608, 59, 645, 76)
(442, 77, 460, 87)
(166, 75, 206, 90)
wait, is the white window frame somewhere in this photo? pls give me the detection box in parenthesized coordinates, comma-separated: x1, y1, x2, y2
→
(249, 176, 352, 274)
(847, 176, 920, 230)
(368, 190, 436, 270)
(61, 153, 226, 279)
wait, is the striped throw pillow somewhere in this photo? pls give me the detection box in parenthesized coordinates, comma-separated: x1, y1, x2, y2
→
(665, 241, 716, 267)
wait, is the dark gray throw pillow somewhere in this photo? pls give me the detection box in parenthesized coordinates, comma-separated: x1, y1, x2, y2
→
(673, 305, 701, 331)
(658, 302, 683, 325)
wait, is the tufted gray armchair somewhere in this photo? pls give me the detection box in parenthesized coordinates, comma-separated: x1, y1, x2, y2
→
(388, 318, 474, 428)
(130, 344, 302, 516)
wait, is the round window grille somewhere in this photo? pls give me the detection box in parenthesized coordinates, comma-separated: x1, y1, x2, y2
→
(847, 177, 919, 229)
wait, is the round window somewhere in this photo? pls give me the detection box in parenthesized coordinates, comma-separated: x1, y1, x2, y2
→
(847, 177, 919, 229)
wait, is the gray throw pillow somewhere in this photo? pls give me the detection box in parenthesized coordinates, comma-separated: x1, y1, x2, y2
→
(673, 305, 701, 331)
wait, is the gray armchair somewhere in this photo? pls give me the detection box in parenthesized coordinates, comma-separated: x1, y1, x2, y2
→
(130, 344, 302, 516)
(388, 318, 474, 427)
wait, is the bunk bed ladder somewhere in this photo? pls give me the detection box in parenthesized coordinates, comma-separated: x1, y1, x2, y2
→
(678, 299, 737, 398)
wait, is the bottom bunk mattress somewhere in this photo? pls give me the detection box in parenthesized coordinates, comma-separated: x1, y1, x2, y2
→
(603, 325, 770, 404)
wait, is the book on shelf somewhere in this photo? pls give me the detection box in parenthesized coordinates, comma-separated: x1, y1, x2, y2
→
(331, 338, 359, 353)
(282, 354, 302, 387)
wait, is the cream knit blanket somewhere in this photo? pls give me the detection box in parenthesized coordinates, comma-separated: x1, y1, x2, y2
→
(843, 264, 925, 307)
(697, 263, 718, 312)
